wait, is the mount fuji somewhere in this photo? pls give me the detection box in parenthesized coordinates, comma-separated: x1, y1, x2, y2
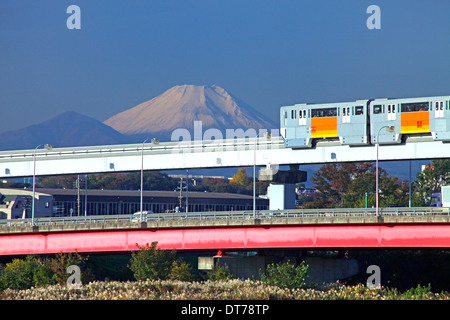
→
(103, 84, 277, 141)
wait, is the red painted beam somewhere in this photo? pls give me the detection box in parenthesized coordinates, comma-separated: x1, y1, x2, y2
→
(1, 224, 450, 256)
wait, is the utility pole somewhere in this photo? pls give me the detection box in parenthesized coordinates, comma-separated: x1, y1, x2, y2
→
(177, 178, 184, 212)
(77, 175, 80, 216)
(85, 174, 88, 216)
(186, 170, 189, 213)
(176, 177, 191, 213)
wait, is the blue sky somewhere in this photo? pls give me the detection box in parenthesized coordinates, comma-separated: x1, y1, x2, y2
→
(0, 0, 449, 133)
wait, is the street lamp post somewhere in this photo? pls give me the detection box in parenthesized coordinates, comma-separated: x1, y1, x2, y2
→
(376, 126, 395, 220)
(32, 144, 52, 226)
(253, 135, 257, 219)
(253, 132, 265, 219)
(140, 138, 158, 222)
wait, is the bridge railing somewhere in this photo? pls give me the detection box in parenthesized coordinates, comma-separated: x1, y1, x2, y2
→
(0, 207, 448, 228)
(256, 207, 450, 218)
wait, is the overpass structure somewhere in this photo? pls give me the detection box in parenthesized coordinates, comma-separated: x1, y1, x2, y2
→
(0, 208, 449, 256)
(1, 136, 450, 178)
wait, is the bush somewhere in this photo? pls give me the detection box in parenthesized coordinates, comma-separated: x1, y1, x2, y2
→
(0, 252, 91, 291)
(208, 262, 236, 281)
(129, 242, 177, 281)
(1, 279, 448, 300)
(169, 261, 193, 281)
(0, 255, 56, 291)
(260, 259, 308, 290)
(50, 251, 90, 285)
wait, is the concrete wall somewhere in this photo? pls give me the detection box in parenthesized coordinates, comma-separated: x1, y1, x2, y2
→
(211, 254, 360, 284)
(304, 257, 360, 285)
(216, 256, 270, 280)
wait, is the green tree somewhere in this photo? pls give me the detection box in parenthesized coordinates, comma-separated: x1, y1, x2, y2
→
(343, 174, 409, 208)
(310, 162, 381, 208)
(169, 260, 193, 281)
(38, 175, 78, 189)
(379, 176, 409, 207)
(0, 255, 56, 290)
(39, 172, 179, 191)
(208, 261, 236, 281)
(129, 242, 176, 281)
(309, 162, 412, 208)
(260, 259, 308, 290)
(342, 172, 376, 208)
(415, 159, 450, 205)
(0, 252, 92, 291)
(50, 251, 90, 285)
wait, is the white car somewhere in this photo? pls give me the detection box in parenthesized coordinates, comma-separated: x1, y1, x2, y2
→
(132, 211, 154, 222)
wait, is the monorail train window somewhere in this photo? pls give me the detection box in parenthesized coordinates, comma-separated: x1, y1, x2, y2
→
(298, 110, 306, 118)
(400, 102, 430, 112)
(355, 106, 364, 115)
(373, 105, 382, 114)
(291, 110, 297, 119)
(311, 107, 337, 118)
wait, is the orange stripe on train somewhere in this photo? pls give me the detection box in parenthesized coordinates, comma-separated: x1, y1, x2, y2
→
(401, 111, 429, 134)
(311, 117, 337, 138)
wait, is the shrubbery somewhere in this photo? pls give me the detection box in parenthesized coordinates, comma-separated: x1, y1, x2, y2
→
(1, 244, 448, 300)
(128, 242, 177, 281)
(260, 259, 308, 290)
(207, 262, 236, 281)
(0, 251, 88, 291)
(0, 280, 448, 300)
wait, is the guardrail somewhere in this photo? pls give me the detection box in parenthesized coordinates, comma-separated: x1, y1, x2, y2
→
(0, 207, 448, 228)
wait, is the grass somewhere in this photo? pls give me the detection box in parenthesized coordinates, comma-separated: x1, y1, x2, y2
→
(1, 279, 449, 300)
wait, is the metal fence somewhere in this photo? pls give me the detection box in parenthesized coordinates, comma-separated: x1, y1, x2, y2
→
(0, 207, 448, 228)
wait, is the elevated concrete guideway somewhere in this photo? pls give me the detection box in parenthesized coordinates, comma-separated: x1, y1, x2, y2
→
(1, 136, 450, 178)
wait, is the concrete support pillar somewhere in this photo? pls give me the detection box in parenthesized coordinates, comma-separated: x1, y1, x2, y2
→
(268, 183, 296, 210)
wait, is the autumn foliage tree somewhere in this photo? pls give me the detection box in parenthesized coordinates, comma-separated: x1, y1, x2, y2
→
(227, 168, 269, 195)
(306, 162, 409, 208)
(308, 162, 378, 207)
(35, 169, 270, 196)
(415, 159, 450, 205)
(230, 168, 251, 187)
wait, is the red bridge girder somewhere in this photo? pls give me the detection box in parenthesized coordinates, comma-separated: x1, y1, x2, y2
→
(1, 223, 450, 256)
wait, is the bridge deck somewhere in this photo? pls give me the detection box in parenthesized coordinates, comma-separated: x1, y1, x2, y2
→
(1, 215, 450, 234)
(0, 209, 450, 256)
(1, 208, 449, 234)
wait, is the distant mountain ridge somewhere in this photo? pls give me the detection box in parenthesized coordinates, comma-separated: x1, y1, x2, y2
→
(0, 84, 277, 150)
(104, 84, 277, 141)
(0, 111, 131, 151)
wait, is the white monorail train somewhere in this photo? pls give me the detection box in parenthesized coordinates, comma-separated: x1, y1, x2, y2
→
(280, 95, 450, 148)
